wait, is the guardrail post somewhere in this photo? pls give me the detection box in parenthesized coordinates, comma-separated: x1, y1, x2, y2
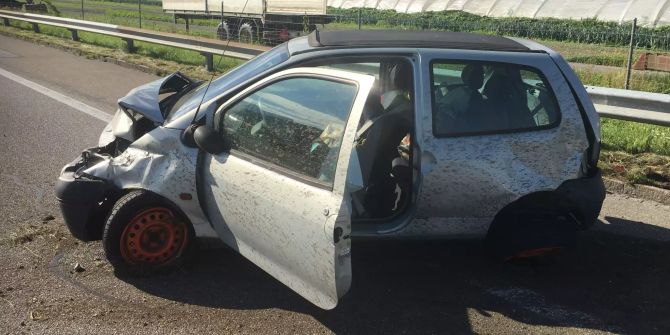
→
(2, 18, 9, 27)
(202, 52, 214, 72)
(358, 8, 362, 30)
(68, 29, 79, 41)
(31, 22, 39, 33)
(124, 38, 136, 52)
(138, 0, 142, 29)
(624, 18, 637, 90)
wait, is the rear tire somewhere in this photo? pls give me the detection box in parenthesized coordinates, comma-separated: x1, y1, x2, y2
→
(102, 190, 195, 276)
(485, 193, 579, 262)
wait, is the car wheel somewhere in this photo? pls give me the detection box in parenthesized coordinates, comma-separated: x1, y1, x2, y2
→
(102, 190, 195, 276)
(485, 206, 579, 262)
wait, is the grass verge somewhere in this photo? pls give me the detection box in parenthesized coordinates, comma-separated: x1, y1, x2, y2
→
(574, 66, 670, 94)
(0, 21, 242, 80)
(599, 119, 670, 189)
(601, 119, 670, 155)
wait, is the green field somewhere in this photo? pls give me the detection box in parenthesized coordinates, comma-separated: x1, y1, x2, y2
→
(49, 0, 220, 31)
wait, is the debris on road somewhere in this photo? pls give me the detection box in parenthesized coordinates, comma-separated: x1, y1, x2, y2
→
(73, 263, 85, 273)
(29, 310, 44, 321)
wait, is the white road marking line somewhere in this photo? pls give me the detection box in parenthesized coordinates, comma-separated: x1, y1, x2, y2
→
(0, 67, 112, 122)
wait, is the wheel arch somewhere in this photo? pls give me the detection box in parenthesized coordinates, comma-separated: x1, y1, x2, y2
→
(484, 189, 583, 260)
(486, 171, 605, 238)
(113, 188, 195, 228)
(89, 187, 196, 241)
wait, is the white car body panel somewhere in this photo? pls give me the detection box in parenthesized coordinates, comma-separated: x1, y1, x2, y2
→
(414, 50, 589, 226)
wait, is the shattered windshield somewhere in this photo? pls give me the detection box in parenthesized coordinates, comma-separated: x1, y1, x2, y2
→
(165, 43, 290, 123)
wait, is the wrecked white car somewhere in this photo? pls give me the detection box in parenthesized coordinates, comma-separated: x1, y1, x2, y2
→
(56, 30, 605, 309)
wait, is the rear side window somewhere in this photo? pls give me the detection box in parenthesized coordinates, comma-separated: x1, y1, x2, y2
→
(431, 61, 560, 137)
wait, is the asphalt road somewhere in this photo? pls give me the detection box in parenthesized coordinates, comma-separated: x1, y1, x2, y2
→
(1, 34, 670, 334)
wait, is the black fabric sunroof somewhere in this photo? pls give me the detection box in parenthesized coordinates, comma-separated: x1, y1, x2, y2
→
(308, 30, 529, 52)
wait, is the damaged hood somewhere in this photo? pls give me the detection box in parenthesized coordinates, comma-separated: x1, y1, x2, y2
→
(117, 72, 194, 124)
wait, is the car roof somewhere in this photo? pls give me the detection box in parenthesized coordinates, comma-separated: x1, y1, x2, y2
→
(307, 30, 531, 52)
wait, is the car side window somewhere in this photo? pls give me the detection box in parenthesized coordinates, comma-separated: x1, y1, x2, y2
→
(318, 62, 380, 78)
(431, 61, 560, 137)
(220, 77, 358, 186)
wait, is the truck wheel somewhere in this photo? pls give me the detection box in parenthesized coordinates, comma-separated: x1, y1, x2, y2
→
(238, 22, 254, 44)
(102, 190, 195, 276)
(216, 22, 229, 40)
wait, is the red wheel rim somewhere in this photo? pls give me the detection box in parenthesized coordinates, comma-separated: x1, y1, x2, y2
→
(120, 207, 188, 266)
(506, 246, 563, 261)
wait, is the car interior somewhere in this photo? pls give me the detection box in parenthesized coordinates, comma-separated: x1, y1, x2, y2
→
(309, 58, 416, 221)
(215, 56, 417, 222)
(433, 62, 558, 136)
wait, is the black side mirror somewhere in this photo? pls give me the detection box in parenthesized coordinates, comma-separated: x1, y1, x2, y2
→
(193, 125, 229, 154)
(181, 124, 199, 148)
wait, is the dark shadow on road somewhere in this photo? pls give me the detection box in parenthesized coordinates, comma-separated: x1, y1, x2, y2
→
(122, 217, 670, 334)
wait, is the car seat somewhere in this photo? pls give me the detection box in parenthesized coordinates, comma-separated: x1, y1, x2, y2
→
(355, 63, 412, 217)
(483, 73, 536, 130)
(434, 64, 487, 134)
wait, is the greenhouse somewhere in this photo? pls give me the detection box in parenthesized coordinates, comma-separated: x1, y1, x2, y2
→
(327, 0, 670, 27)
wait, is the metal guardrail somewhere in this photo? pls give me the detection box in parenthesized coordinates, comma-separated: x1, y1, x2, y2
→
(0, 9, 265, 70)
(1, 10, 669, 126)
(585, 86, 670, 126)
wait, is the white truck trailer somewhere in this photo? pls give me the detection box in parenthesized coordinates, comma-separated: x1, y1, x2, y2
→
(162, 0, 333, 44)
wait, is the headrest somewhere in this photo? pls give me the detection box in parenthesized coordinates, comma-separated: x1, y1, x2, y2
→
(389, 62, 412, 92)
(461, 64, 484, 90)
(482, 74, 511, 100)
(362, 89, 383, 121)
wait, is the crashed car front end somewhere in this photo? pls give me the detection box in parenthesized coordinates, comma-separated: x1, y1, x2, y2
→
(55, 72, 216, 241)
(56, 146, 120, 241)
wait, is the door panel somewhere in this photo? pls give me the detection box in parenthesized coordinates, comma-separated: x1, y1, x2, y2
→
(201, 155, 352, 308)
(199, 68, 374, 309)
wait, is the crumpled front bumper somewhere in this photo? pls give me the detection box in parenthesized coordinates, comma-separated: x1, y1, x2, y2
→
(55, 150, 118, 241)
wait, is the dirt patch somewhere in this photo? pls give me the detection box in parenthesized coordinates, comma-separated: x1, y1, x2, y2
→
(2, 221, 59, 246)
(600, 150, 670, 189)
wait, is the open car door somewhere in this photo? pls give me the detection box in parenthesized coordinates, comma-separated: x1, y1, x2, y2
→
(198, 68, 375, 309)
